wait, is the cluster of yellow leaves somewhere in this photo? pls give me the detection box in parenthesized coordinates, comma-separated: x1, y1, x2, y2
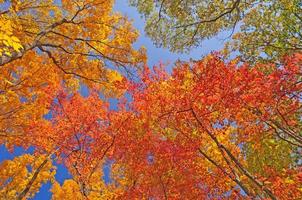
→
(51, 171, 120, 199)
(101, 69, 125, 97)
(0, 16, 22, 56)
(0, 154, 55, 199)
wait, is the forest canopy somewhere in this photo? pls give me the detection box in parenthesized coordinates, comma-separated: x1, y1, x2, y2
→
(0, 0, 301, 199)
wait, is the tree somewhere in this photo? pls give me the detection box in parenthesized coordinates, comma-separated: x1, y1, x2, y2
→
(27, 90, 127, 199)
(0, 0, 146, 148)
(227, 0, 302, 62)
(6, 53, 300, 199)
(119, 53, 301, 199)
(129, 0, 302, 62)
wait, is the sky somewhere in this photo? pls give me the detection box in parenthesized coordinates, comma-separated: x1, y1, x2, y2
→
(0, 1, 224, 199)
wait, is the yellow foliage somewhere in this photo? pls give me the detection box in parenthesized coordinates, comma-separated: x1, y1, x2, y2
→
(0, 16, 23, 56)
(51, 180, 83, 200)
(107, 69, 123, 83)
(0, 0, 145, 147)
(51, 171, 120, 199)
(0, 154, 56, 199)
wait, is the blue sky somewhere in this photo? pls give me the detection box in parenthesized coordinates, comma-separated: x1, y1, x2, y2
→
(0, 1, 224, 199)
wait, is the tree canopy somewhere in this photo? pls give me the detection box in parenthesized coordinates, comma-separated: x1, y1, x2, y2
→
(130, 0, 302, 62)
(0, 0, 301, 199)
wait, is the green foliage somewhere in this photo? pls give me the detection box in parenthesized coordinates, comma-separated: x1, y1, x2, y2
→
(228, 0, 302, 62)
(244, 137, 294, 176)
(130, 0, 245, 52)
(130, 0, 302, 62)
